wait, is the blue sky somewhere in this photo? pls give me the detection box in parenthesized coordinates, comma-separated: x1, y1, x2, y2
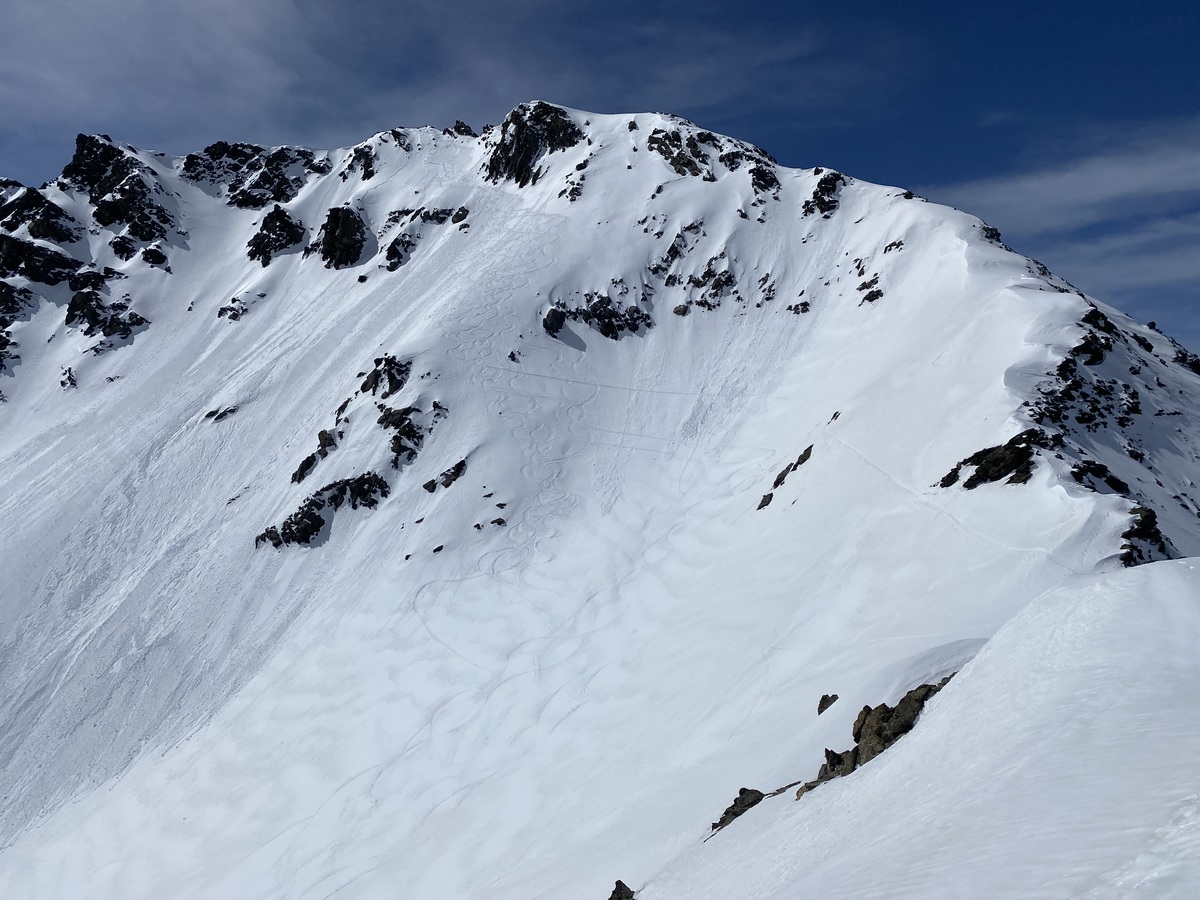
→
(3, 1, 1197, 344)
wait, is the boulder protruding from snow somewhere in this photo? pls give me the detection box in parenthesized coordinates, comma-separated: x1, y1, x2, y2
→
(312, 207, 368, 269)
(542, 306, 567, 337)
(795, 675, 954, 800)
(939, 429, 1055, 489)
(711, 787, 765, 831)
(247, 205, 307, 266)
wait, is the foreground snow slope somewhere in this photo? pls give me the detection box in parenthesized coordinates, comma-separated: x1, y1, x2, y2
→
(644, 559, 1200, 899)
(1, 102, 1199, 897)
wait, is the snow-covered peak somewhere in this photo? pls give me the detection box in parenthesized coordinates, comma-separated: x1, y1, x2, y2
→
(2, 104, 1200, 898)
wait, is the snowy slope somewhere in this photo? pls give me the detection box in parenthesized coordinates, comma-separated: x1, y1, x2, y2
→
(1, 102, 1199, 898)
(643, 558, 1200, 899)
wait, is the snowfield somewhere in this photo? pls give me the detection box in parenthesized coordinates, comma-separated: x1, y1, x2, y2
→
(1, 102, 1199, 898)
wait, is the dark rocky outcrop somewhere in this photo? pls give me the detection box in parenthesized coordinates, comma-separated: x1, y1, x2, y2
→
(685, 254, 739, 310)
(608, 879, 636, 900)
(646, 128, 710, 178)
(109, 235, 138, 260)
(542, 306, 567, 337)
(385, 232, 418, 270)
(182, 141, 332, 209)
(217, 296, 252, 321)
(311, 207, 368, 269)
(644, 127, 781, 200)
(795, 675, 954, 800)
(440, 459, 467, 487)
(203, 406, 239, 422)
(1174, 348, 1200, 377)
(1070, 460, 1130, 494)
(255, 473, 390, 548)
(67, 267, 121, 292)
(0, 280, 36, 373)
(424, 458, 467, 492)
(59, 134, 175, 241)
(1, 281, 35, 319)
(817, 693, 838, 715)
(978, 223, 1010, 249)
(1120, 506, 1176, 567)
(449, 120, 478, 138)
(486, 102, 584, 187)
(140, 246, 168, 267)
(360, 354, 410, 399)
(939, 429, 1054, 489)
(0, 234, 82, 285)
(0, 188, 82, 243)
(772, 445, 813, 489)
(1071, 332, 1112, 367)
(710, 787, 765, 831)
(547, 293, 653, 341)
(856, 274, 884, 305)
(377, 405, 425, 468)
(344, 145, 376, 181)
(65, 290, 148, 339)
(247, 205, 307, 266)
(417, 208, 456, 225)
(757, 492, 773, 509)
(290, 429, 338, 484)
(749, 163, 781, 196)
(802, 170, 847, 218)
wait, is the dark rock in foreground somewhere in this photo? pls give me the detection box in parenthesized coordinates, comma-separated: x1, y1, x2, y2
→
(711, 787, 765, 831)
(795, 675, 954, 800)
(940, 429, 1054, 489)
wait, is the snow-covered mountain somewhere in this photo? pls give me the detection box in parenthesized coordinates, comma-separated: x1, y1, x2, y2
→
(2, 101, 1200, 898)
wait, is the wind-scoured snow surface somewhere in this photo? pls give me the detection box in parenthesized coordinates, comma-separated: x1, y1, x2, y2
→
(2, 102, 1200, 898)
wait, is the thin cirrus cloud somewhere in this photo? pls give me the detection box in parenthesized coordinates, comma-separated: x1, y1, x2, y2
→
(922, 122, 1200, 347)
(0, 0, 317, 183)
(0, 0, 913, 185)
(1041, 213, 1200, 291)
(924, 123, 1200, 238)
(0, 0, 307, 127)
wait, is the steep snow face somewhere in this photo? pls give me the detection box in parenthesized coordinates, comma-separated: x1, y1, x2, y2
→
(1, 101, 1199, 898)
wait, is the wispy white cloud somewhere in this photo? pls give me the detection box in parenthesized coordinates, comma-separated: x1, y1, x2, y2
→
(921, 121, 1200, 349)
(0, 0, 916, 183)
(1039, 212, 1200, 291)
(922, 121, 1200, 237)
(0, 0, 310, 134)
